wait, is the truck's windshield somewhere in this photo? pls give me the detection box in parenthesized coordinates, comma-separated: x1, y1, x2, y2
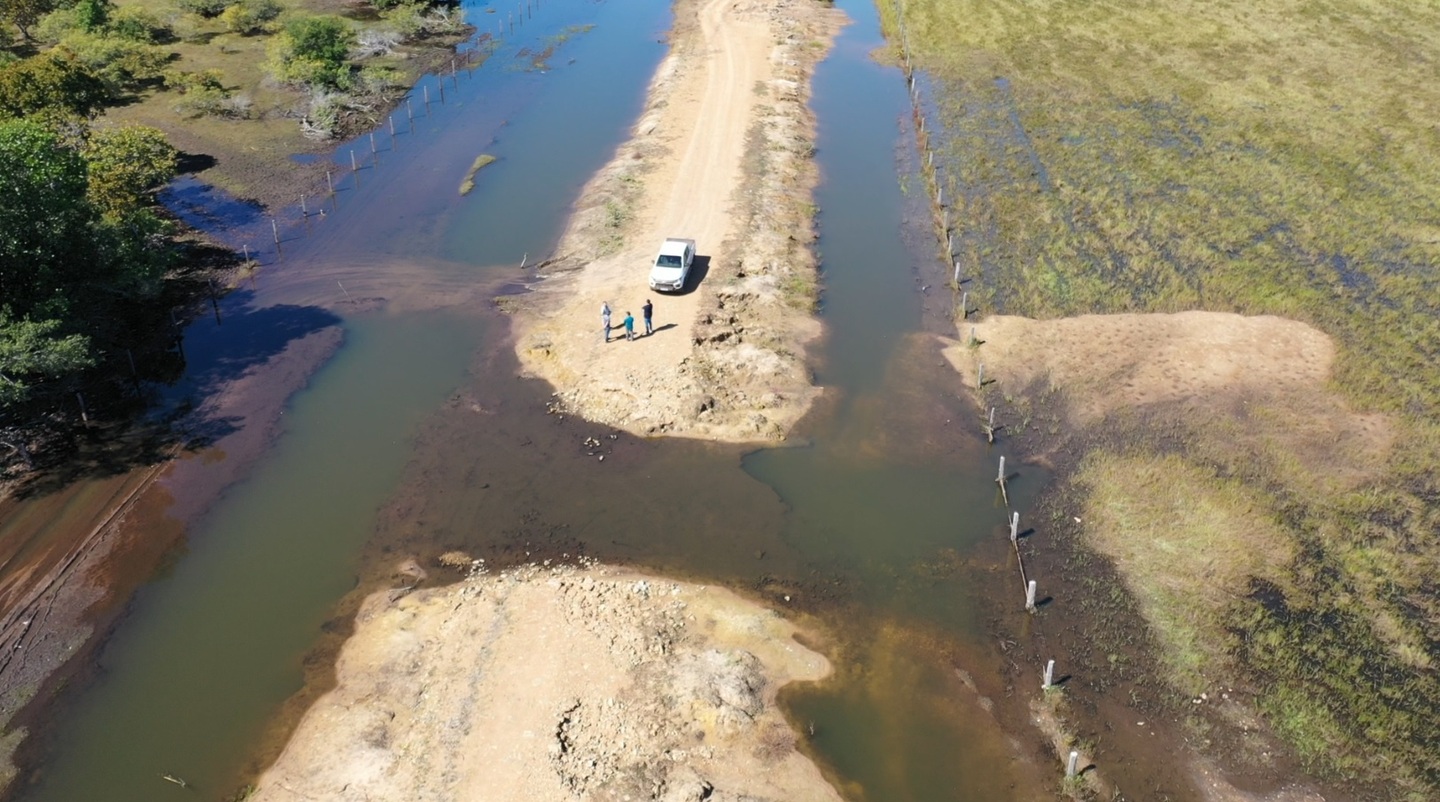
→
(656, 254, 684, 268)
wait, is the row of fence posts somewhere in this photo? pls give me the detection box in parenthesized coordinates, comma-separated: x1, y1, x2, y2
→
(74, 4, 553, 432)
(244, 20, 514, 268)
(889, 0, 1084, 785)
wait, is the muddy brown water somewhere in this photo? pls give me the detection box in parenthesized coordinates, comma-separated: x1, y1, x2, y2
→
(10, 0, 1063, 800)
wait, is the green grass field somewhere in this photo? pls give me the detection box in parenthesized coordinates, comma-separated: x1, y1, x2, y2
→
(885, 0, 1440, 796)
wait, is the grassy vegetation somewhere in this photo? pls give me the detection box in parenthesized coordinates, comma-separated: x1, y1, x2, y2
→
(1075, 452, 1295, 692)
(456, 151, 493, 195)
(887, 0, 1440, 796)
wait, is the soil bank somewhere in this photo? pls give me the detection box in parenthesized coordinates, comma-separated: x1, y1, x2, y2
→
(509, 0, 843, 442)
(248, 562, 843, 802)
(943, 311, 1381, 801)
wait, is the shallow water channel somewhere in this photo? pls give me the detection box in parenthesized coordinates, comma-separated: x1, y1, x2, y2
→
(15, 0, 1048, 800)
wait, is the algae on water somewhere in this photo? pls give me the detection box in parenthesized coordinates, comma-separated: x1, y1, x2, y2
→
(459, 154, 498, 196)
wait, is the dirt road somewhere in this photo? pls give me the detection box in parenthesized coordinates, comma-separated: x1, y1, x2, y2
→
(512, 0, 843, 441)
(248, 563, 844, 802)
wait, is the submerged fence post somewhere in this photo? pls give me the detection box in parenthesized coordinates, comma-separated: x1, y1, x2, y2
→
(300, 194, 307, 217)
(1043, 659, 1055, 690)
(389, 115, 396, 137)
(326, 170, 333, 195)
(270, 218, 280, 244)
(1010, 511, 1019, 543)
(997, 455, 1005, 484)
(1026, 579, 1037, 612)
(350, 150, 358, 172)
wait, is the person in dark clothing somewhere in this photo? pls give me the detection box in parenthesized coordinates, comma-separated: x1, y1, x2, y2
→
(642, 299, 654, 336)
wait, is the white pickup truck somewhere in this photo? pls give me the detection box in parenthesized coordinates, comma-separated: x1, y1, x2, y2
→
(648, 238, 696, 292)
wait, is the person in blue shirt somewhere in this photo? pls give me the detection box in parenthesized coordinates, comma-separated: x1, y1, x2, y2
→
(623, 312, 636, 341)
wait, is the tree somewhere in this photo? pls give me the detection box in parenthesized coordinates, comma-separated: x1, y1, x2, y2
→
(267, 16, 354, 88)
(84, 125, 176, 218)
(0, 52, 110, 120)
(0, 118, 95, 320)
(73, 0, 109, 31)
(0, 313, 92, 407)
(0, 0, 57, 41)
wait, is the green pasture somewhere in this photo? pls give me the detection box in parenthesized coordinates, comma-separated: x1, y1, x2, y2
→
(884, 0, 1440, 796)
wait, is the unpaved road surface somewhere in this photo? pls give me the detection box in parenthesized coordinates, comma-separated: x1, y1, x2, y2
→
(512, 0, 843, 442)
(248, 563, 844, 802)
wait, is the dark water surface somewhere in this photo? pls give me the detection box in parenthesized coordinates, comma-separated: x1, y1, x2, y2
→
(13, 0, 1051, 799)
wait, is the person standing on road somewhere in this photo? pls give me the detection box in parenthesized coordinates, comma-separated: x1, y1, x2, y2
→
(601, 302, 612, 343)
(642, 299, 653, 336)
(623, 311, 636, 341)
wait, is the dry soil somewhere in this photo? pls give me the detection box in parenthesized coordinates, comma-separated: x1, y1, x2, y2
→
(248, 562, 843, 802)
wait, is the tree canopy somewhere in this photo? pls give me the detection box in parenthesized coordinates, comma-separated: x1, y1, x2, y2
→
(0, 116, 176, 414)
(0, 51, 110, 120)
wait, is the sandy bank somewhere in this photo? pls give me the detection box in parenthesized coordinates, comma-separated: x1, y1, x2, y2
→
(508, 0, 843, 442)
(943, 311, 1391, 488)
(249, 563, 842, 802)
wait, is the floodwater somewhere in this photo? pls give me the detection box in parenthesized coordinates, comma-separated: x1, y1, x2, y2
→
(9, 0, 1052, 800)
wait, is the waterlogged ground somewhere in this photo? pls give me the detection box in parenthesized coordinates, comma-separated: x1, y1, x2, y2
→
(882, 0, 1440, 797)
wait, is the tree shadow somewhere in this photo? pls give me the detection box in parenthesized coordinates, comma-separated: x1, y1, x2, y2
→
(8, 290, 342, 499)
(175, 152, 218, 176)
(159, 176, 267, 238)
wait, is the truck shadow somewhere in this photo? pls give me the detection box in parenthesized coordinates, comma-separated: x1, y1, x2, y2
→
(676, 255, 711, 295)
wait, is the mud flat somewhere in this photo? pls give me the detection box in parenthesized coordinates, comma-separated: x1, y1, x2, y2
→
(509, 0, 844, 442)
(248, 563, 842, 802)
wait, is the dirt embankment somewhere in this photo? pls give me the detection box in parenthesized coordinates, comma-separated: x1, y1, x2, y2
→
(248, 563, 842, 802)
(508, 0, 843, 443)
(944, 312, 1388, 801)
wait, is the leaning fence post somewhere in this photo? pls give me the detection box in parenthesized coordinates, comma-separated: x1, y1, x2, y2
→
(1025, 579, 1037, 612)
(1043, 659, 1055, 690)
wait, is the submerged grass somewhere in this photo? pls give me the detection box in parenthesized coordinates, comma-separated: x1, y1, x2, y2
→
(458, 153, 496, 196)
(892, 0, 1440, 796)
